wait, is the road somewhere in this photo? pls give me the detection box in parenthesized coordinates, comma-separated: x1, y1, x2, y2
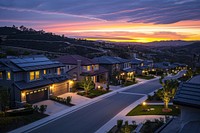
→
(28, 71, 185, 133)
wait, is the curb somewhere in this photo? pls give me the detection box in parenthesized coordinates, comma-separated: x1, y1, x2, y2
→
(10, 77, 160, 133)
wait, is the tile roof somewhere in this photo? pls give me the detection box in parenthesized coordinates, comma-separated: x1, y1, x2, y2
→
(14, 79, 53, 90)
(55, 55, 96, 65)
(93, 56, 129, 64)
(173, 75, 200, 109)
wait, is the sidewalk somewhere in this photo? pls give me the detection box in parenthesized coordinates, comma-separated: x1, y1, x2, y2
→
(10, 77, 160, 133)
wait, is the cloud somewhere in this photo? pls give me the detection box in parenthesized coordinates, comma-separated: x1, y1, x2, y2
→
(0, 0, 200, 24)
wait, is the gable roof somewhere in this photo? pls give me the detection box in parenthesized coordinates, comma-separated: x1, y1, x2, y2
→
(9, 55, 63, 71)
(55, 55, 96, 66)
(0, 55, 63, 72)
(173, 75, 200, 109)
(93, 56, 129, 64)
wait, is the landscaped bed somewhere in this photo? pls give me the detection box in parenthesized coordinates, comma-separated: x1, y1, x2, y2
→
(0, 112, 48, 132)
(136, 75, 155, 80)
(77, 89, 110, 98)
(127, 105, 180, 116)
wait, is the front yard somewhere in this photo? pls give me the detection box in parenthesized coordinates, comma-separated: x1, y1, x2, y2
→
(0, 112, 48, 132)
(77, 89, 110, 98)
(127, 105, 180, 116)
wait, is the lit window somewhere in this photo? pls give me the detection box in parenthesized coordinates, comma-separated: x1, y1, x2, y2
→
(29, 71, 40, 81)
(0, 72, 2, 79)
(44, 70, 46, 75)
(30, 71, 35, 81)
(7, 72, 11, 80)
(35, 71, 40, 79)
(87, 66, 91, 71)
(57, 68, 61, 75)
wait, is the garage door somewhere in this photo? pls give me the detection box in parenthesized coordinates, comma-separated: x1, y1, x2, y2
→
(26, 90, 48, 104)
(53, 82, 69, 96)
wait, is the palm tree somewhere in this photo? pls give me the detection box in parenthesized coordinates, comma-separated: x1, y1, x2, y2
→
(159, 77, 179, 112)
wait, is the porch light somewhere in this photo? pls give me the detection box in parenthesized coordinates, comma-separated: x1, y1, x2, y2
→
(142, 102, 146, 106)
(97, 86, 101, 89)
(69, 80, 74, 85)
(21, 92, 25, 97)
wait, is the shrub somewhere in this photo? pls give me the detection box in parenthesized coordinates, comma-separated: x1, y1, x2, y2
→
(66, 96, 72, 104)
(39, 105, 47, 114)
(23, 103, 32, 109)
(117, 120, 123, 128)
(33, 105, 39, 112)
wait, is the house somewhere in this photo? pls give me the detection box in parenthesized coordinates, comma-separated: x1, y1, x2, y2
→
(173, 75, 200, 132)
(0, 55, 73, 107)
(93, 56, 135, 84)
(159, 75, 200, 133)
(55, 55, 108, 83)
(130, 54, 153, 75)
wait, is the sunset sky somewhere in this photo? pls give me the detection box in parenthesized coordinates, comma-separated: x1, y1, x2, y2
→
(0, 0, 200, 42)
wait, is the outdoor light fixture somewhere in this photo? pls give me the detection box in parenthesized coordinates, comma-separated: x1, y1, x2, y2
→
(142, 102, 146, 106)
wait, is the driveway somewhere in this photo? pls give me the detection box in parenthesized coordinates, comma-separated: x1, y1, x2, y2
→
(34, 100, 70, 115)
(58, 92, 91, 105)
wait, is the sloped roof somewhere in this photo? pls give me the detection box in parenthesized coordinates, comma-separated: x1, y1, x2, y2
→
(93, 56, 128, 64)
(14, 79, 53, 90)
(173, 75, 200, 109)
(9, 55, 63, 71)
(55, 55, 96, 65)
(131, 58, 143, 64)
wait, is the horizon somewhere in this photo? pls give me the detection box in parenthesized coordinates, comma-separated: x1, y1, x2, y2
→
(0, 0, 200, 43)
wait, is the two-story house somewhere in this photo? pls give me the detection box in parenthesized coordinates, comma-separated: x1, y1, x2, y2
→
(93, 56, 135, 83)
(55, 55, 108, 84)
(0, 55, 73, 107)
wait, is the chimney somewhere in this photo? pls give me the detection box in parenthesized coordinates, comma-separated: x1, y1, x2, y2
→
(77, 60, 81, 80)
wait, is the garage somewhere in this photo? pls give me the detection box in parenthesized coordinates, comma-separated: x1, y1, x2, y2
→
(53, 82, 69, 96)
(26, 89, 48, 104)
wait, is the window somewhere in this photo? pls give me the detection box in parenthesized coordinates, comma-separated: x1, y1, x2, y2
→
(57, 68, 61, 75)
(87, 66, 91, 71)
(7, 72, 11, 80)
(30, 71, 35, 81)
(0, 72, 2, 79)
(35, 71, 40, 79)
(43, 70, 46, 75)
(29, 71, 40, 81)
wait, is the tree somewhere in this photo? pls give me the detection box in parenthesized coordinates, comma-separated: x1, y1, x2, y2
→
(159, 77, 179, 112)
(80, 77, 95, 96)
(0, 87, 10, 112)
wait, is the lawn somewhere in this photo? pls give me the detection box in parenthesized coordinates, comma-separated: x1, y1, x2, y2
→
(77, 89, 110, 98)
(127, 105, 180, 116)
(136, 75, 155, 80)
(0, 112, 48, 132)
(123, 80, 137, 86)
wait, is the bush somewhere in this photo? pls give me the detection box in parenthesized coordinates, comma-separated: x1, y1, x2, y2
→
(117, 120, 123, 128)
(39, 105, 47, 114)
(66, 96, 72, 104)
(33, 105, 39, 112)
(148, 95, 153, 101)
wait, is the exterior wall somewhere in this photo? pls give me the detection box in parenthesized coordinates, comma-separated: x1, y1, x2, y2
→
(180, 106, 200, 129)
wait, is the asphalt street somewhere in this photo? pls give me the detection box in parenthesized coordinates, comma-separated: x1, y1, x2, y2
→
(28, 71, 185, 133)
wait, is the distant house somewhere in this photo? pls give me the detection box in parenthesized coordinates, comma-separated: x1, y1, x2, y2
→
(93, 56, 135, 84)
(173, 75, 200, 132)
(0, 55, 72, 107)
(55, 55, 108, 83)
(130, 54, 153, 75)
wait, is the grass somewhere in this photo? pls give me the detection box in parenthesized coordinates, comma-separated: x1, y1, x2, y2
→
(123, 80, 137, 86)
(136, 75, 155, 80)
(77, 89, 110, 98)
(127, 105, 180, 116)
(0, 112, 48, 132)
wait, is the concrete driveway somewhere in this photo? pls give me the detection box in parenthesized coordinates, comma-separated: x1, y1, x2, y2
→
(34, 100, 70, 115)
(58, 92, 91, 105)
